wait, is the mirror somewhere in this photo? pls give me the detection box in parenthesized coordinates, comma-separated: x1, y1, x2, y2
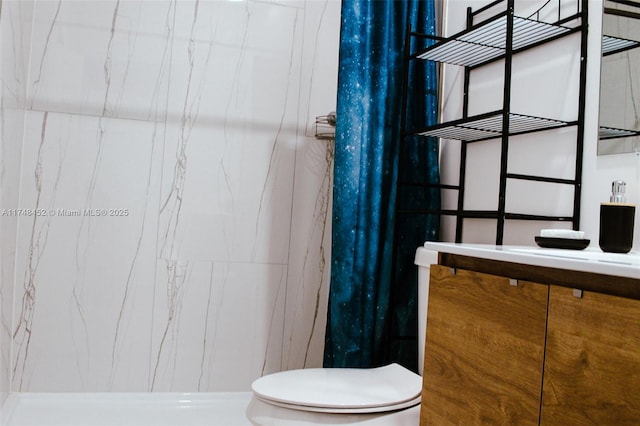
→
(597, 0, 640, 155)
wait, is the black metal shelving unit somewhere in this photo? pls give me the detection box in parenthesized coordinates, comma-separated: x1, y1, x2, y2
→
(400, 0, 589, 245)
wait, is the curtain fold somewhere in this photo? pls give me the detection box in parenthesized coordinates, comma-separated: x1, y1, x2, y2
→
(324, 0, 439, 371)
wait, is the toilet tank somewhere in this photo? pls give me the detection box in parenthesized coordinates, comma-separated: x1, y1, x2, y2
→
(414, 246, 438, 375)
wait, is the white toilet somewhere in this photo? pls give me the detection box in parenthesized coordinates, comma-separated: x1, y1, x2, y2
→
(251, 246, 439, 415)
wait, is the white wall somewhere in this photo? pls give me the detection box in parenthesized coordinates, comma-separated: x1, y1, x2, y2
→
(0, 0, 339, 393)
(440, 0, 639, 251)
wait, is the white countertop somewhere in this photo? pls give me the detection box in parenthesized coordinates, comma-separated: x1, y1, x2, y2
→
(422, 242, 640, 280)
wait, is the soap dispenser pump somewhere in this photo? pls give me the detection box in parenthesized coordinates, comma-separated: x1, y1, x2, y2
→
(599, 180, 635, 253)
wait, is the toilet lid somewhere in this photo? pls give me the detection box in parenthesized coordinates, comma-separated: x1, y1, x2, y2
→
(251, 363, 421, 411)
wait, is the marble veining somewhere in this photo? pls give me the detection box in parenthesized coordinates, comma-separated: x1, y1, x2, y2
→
(283, 138, 334, 370)
(308, 141, 334, 363)
(109, 120, 162, 389)
(100, 0, 120, 117)
(301, 141, 334, 367)
(250, 8, 299, 263)
(150, 259, 190, 391)
(1, 0, 339, 394)
(196, 262, 216, 391)
(158, 0, 206, 263)
(12, 112, 51, 390)
(2, 0, 35, 404)
(29, 0, 61, 109)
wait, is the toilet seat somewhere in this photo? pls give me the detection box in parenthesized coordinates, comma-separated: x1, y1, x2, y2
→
(253, 394, 422, 414)
(251, 363, 422, 414)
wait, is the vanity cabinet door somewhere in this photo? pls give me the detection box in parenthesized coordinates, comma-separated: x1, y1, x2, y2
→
(541, 285, 640, 425)
(420, 265, 548, 426)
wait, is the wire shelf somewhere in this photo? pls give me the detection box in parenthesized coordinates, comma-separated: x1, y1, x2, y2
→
(416, 15, 575, 67)
(416, 112, 571, 142)
(599, 126, 640, 140)
(602, 34, 640, 56)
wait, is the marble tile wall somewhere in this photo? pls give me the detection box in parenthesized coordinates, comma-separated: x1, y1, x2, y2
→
(1, 0, 35, 404)
(0, 0, 339, 393)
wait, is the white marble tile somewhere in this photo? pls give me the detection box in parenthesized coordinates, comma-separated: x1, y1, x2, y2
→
(149, 0, 335, 388)
(166, 0, 302, 133)
(1, 0, 36, 403)
(281, 0, 338, 370)
(150, 260, 286, 392)
(0, 108, 27, 403)
(27, 0, 174, 121)
(282, 137, 333, 370)
(11, 111, 163, 391)
(297, 0, 340, 138)
(158, 120, 296, 264)
(3, 0, 340, 395)
(158, 1, 304, 264)
(0, 0, 34, 109)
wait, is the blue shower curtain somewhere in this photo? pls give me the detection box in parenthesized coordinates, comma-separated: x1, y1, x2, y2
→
(324, 0, 440, 372)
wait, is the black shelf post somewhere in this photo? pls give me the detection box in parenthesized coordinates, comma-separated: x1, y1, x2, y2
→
(496, 0, 515, 245)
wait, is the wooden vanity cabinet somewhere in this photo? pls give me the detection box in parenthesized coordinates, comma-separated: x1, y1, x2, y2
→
(421, 261, 640, 425)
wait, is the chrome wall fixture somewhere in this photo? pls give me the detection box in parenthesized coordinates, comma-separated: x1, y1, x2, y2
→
(315, 112, 336, 140)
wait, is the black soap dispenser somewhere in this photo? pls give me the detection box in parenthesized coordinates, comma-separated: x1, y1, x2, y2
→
(599, 180, 636, 253)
